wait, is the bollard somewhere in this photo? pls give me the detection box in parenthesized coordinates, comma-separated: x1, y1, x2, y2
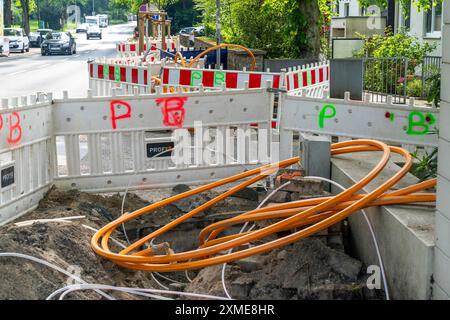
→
(300, 133, 331, 182)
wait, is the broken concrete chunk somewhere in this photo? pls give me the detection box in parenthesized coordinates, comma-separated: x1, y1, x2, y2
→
(171, 185, 211, 213)
(264, 190, 291, 203)
(230, 277, 256, 299)
(233, 256, 263, 273)
(278, 177, 324, 194)
(276, 250, 288, 260)
(231, 188, 259, 202)
(328, 250, 362, 281)
(172, 184, 191, 194)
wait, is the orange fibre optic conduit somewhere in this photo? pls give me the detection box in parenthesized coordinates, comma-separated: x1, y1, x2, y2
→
(91, 139, 436, 272)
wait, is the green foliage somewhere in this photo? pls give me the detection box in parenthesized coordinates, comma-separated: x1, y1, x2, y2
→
(319, 0, 333, 58)
(426, 72, 441, 107)
(166, 0, 201, 33)
(412, 147, 438, 181)
(354, 29, 436, 72)
(406, 78, 423, 97)
(194, 0, 321, 58)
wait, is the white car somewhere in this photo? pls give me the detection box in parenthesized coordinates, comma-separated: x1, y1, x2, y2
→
(86, 25, 102, 40)
(4, 28, 30, 53)
(0, 38, 11, 57)
(76, 23, 89, 33)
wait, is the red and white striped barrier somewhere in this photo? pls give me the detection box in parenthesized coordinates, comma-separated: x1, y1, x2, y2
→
(89, 62, 152, 86)
(161, 67, 283, 90)
(285, 61, 329, 93)
(116, 38, 180, 57)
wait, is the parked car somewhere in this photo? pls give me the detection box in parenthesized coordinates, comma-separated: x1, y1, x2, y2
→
(194, 26, 205, 36)
(86, 25, 102, 40)
(4, 28, 30, 53)
(76, 23, 89, 33)
(41, 32, 77, 56)
(0, 37, 11, 57)
(29, 29, 53, 47)
(179, 26, 205, 36)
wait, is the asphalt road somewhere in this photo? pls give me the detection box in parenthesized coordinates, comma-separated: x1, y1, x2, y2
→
(0, 22, 135, 100)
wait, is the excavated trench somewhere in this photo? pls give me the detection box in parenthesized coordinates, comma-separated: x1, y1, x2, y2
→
(0, 181, 383, 300)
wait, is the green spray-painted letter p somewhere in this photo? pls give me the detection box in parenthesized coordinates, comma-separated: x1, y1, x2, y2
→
(319, 104, 337, 129)
(191, 71, 202, 86)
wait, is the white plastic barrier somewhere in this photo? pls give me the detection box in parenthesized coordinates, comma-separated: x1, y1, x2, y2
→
(51, 87, 274, 192)
(1, 86, 441, 224)
(279, 92, 439, 160)
(284, 61, 329, 98)
(0, 94, 54, 224)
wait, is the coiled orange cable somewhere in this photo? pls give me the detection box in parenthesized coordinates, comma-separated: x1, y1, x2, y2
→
(91, 140, 436, 272)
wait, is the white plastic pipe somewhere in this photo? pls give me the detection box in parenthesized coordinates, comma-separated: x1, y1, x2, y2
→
(48, 284, 232, 301)
(0, 252, 114, 300)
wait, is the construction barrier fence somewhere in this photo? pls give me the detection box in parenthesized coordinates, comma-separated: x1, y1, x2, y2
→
(0, 87, 438, 224)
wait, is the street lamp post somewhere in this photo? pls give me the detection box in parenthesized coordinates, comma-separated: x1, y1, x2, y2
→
(92, 0, 95, 16)
(216, 0, 221, 68)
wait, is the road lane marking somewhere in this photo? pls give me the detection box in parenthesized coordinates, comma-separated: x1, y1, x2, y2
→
(8, 70, 27, 76)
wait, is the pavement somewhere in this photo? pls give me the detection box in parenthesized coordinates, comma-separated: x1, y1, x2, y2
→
(0, 22, 136, 100)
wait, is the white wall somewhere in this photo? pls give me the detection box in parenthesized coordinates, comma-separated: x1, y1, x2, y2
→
(337, 0, 362, 17)
(434, 0, 450, 300)
(408, 3, 442, 56)
(0, 0, 4, 36)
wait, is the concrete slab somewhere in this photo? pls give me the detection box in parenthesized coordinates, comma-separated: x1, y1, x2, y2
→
(331, 152, 435, 300)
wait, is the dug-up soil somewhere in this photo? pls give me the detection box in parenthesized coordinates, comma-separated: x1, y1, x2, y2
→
(0, 186, 382, 300)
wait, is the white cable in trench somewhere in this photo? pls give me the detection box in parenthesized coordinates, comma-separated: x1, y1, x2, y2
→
(48, 283, 231, 301)
(0, 252, 115, 300)
(220, 176, 390, 301)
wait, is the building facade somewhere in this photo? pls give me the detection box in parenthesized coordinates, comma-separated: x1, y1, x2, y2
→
(331, 0, 443, 56)
(394, 1, 443, 55)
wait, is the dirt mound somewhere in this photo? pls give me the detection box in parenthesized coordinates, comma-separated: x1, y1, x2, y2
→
(0, 186, 168, 300)
(185, 237, 381, 300)
(0, 185, 259, 300)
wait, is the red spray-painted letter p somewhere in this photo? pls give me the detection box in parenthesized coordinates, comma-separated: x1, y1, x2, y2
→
(110, 100, 132, 129)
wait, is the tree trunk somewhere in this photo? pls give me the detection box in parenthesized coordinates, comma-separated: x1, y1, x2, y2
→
(298, 0, 321, 58)
(20, 0, 30, 34)
(4, 0, 12, 27)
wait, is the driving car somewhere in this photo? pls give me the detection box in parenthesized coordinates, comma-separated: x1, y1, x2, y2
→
(4, 28, 30, 53)
(41, 32, 77, 56)
(28, 29, 53, 47)
(86, 25, 102, 40)
(76, 23, 89, 33)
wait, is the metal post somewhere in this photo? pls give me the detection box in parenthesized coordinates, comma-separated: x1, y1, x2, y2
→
(216, 0, 221, 68)
(138, 14, 145, 54)
(300, 133, 331, 180)
(404, 58, 408, 104)
(161, 13, 166, 52)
